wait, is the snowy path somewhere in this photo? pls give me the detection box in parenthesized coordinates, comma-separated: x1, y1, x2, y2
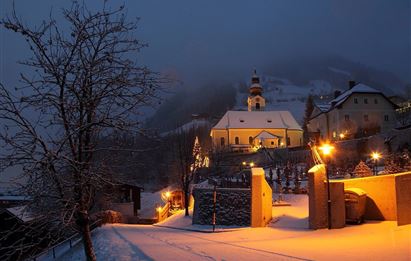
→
(61, 194, 411, 261)
(61, 222, 411, 261)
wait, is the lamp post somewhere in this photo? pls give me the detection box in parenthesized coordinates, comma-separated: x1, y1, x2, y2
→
(371, 152, 381, 176)
(318, 143, 334, 229)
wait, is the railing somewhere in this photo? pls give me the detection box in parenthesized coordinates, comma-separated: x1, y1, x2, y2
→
(31, 219, 102, 261)
(156, 202, 170, 223)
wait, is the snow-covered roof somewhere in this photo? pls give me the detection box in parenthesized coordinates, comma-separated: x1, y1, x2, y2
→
(6, 206, 34, 222)
(330, 83, 382, 107)
(254, 131, 281, 139)
(311, 83, 396, 120)
(250, 83, 262, 88)
(0, 195, 28, 201)
(316, 104, 331, 112)
(212, 111, 302, 130)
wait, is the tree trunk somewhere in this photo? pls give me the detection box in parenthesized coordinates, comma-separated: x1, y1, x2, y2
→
(79, 212, 96, 261)
(184, 191, 190, 216)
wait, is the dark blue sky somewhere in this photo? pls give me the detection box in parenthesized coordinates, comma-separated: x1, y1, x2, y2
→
(1, 0, 410, 87)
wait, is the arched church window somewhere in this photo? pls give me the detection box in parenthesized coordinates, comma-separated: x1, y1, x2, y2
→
(256, 98, 260, 102)
(220, 137, 225, 146)
(256, 103, 260, 110)
(249, 136, 253, 145)
(235, 137, 240, 145)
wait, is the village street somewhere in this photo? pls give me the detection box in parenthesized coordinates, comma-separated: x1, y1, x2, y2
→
(61, 195, 411, 261)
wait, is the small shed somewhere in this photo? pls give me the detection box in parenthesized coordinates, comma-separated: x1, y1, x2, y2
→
(111, 183, 143, 216)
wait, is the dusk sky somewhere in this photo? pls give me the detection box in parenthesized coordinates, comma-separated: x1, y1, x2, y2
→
(1, 0, 410, 88)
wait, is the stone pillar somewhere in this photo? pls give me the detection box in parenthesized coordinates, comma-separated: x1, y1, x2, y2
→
(308, 164, 328, 229)
(330, 182, 345, 229)
(251, 168, 273, 227)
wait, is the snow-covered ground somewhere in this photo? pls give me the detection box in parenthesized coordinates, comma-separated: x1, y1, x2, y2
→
(160, 119, 211, 137)
(60, 193, 411, 261)
(139, 187, 175, 219)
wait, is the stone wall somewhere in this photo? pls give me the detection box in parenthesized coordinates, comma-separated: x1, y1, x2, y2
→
(192, 187, 251, 226)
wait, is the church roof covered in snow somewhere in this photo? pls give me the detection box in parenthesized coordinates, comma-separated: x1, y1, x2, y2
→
(212, 111, 302, 130)
(254, 131, 282, 139)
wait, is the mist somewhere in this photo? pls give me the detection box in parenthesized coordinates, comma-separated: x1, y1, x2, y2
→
(1, 0, 410, 89)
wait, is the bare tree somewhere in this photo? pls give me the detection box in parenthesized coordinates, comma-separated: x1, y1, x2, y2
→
(0, 2, 161, 260)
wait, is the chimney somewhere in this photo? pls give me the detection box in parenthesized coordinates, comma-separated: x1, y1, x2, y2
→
(334, 90, 342, 99)
(348, 80, 356, 89)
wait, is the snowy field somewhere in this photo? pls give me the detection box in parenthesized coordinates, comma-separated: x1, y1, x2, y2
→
(59, 193, 411, 261)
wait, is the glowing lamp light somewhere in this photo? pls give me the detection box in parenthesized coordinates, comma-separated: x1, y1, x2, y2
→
(165, 191, 171, 199)
(371, 152, 381, 160)
(242, 161, 247, 166)
(339, 133, 345, 139)
(318, 143, 334, 157)
(156, 206, 162, 212)
(249, 162, 255, 167)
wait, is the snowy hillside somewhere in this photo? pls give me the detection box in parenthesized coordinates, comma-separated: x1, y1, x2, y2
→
(161, 119, 211, 137)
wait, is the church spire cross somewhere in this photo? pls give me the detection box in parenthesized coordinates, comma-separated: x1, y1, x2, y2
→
(251, 69, 260, 84)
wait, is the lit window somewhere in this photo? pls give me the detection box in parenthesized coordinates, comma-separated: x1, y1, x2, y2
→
(364, 115, 369, 121)
(332, 131, 337, 138)
(384, 115, 389, 121)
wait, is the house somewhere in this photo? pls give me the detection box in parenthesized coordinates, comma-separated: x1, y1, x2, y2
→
(307, 81, 399, 140)
(210, 71, 303, 151)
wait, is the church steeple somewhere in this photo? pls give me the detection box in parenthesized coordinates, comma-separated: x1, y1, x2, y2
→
(249, 69, 263, 96)
(247, 69, 265, 111)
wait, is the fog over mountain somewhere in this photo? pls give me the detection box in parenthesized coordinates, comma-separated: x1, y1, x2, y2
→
(1, 1, 410, 88)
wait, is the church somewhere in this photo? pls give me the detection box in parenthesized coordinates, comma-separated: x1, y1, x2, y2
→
(210, 71, 303, 152)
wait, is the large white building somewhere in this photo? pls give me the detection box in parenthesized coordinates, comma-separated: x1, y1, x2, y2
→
(210, 71, 303, 151)
(307, 82, 399, 141)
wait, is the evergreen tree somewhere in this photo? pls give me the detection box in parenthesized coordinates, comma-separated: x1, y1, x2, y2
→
(302, 95, 315, 145)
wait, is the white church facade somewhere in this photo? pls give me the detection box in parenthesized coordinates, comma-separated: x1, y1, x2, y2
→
(210, 71, 303, 151)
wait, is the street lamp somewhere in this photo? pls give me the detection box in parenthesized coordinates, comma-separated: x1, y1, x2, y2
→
(318, 143, 335, 229)
(371, 152, 381, 176)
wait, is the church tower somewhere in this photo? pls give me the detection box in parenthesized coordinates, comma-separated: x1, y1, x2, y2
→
(247, 70, 265, 111)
